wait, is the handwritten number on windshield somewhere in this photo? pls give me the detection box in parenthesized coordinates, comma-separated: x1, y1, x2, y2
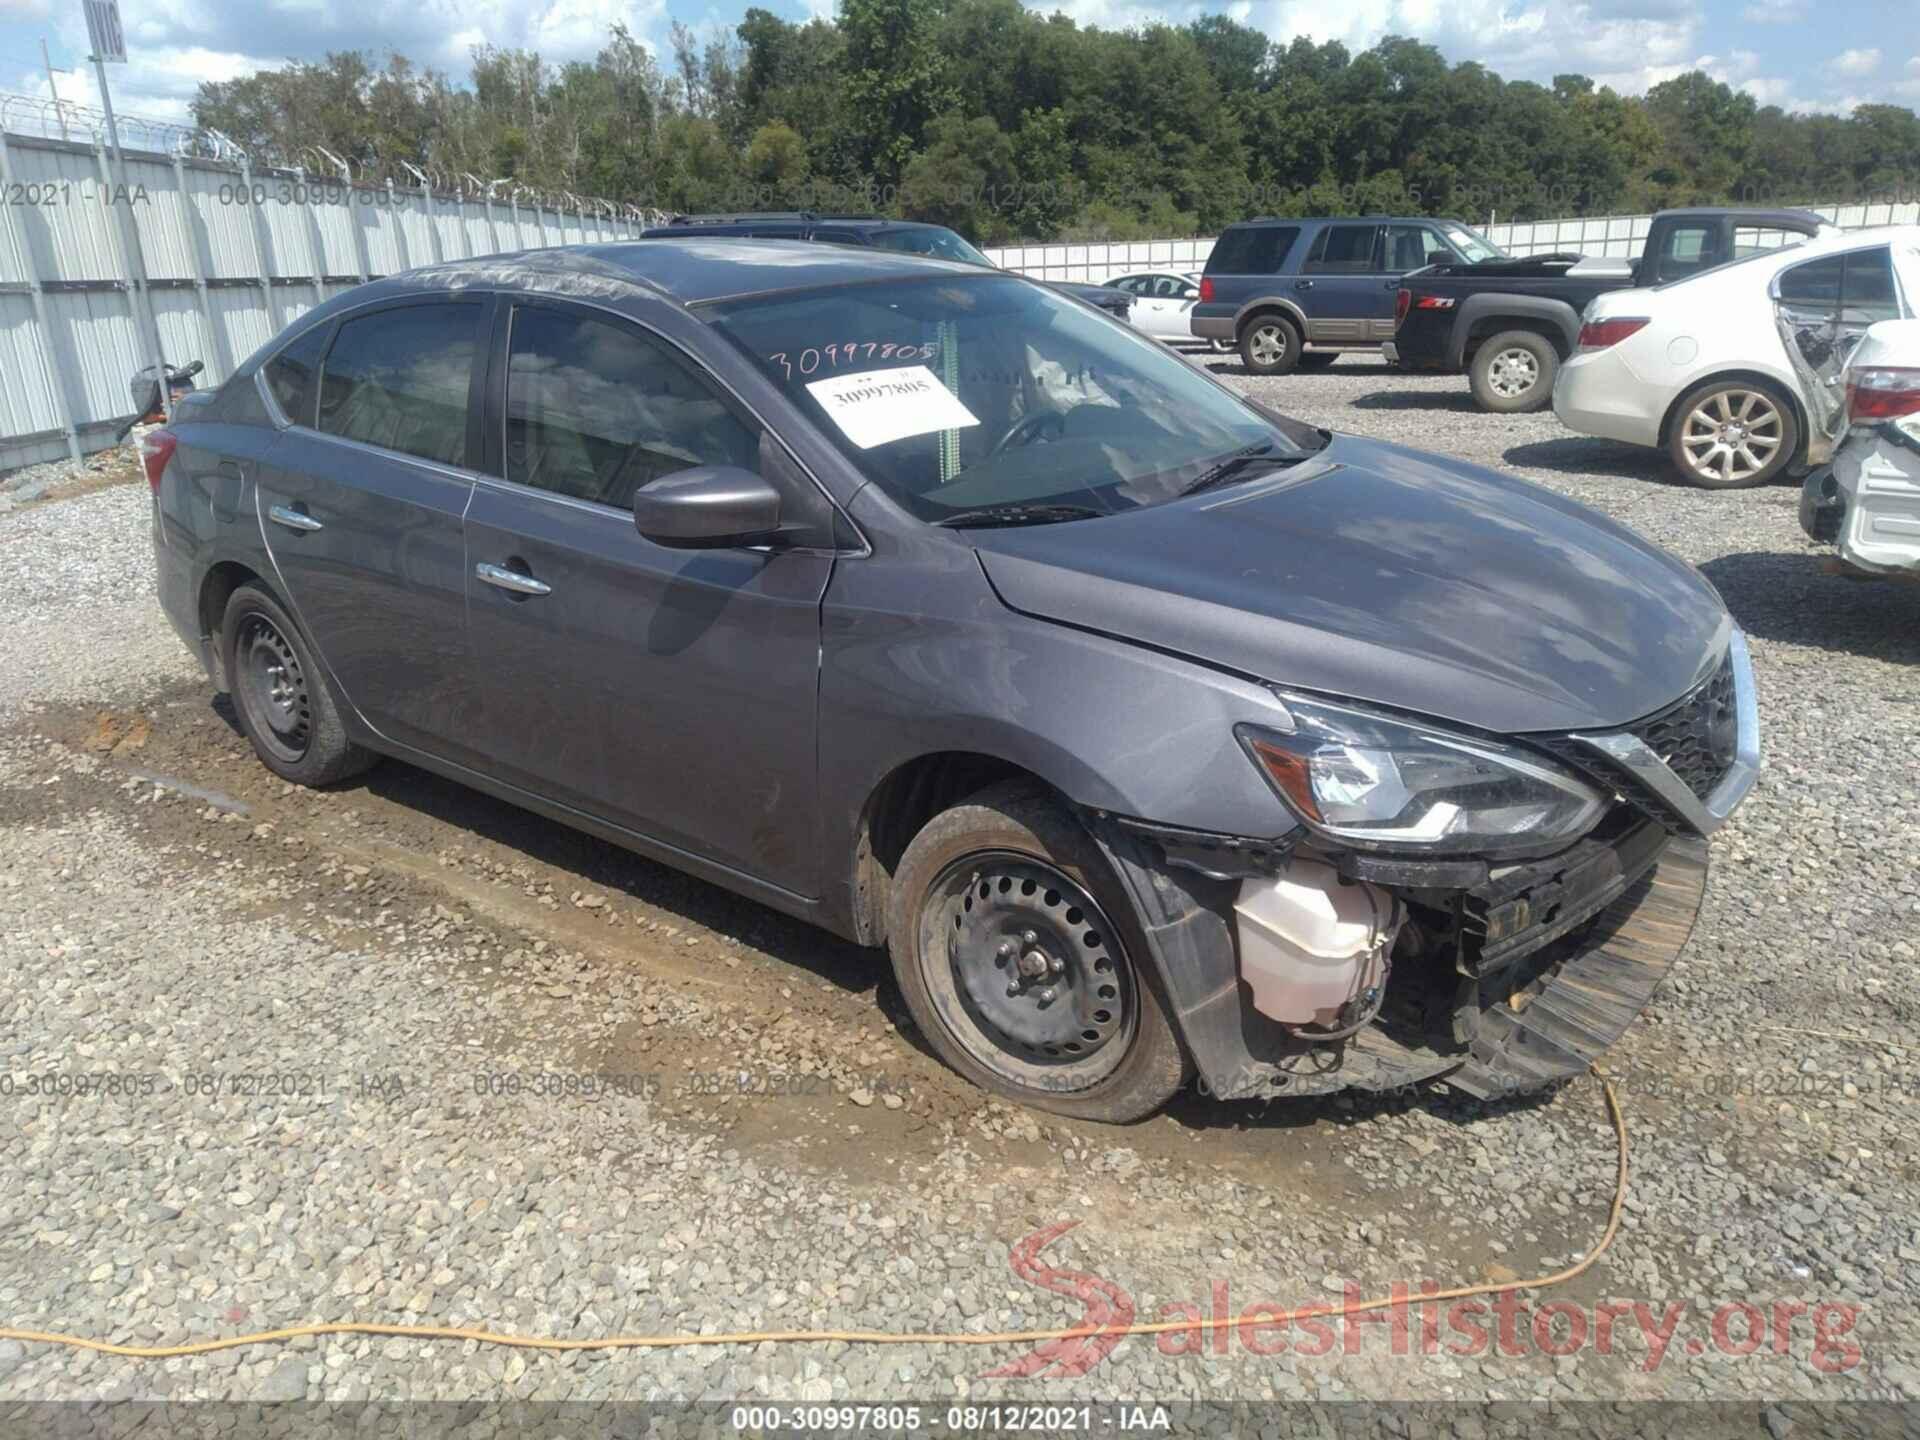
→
(766, 342, 938, 380)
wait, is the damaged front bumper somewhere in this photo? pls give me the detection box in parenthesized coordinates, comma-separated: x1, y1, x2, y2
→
(1086, 635, 1753, 1103)
(1094, 812, 1705, 1102)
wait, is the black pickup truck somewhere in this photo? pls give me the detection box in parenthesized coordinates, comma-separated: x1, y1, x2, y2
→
(1389, 208, 1832, 412)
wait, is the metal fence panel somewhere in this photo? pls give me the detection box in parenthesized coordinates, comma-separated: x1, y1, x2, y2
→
(0, 104, 649, 472)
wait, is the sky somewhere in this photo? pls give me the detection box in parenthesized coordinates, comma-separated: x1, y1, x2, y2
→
(1, 0, 1916, 133)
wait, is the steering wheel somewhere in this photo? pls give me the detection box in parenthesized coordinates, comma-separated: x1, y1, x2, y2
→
(989, 405, 1072, 456)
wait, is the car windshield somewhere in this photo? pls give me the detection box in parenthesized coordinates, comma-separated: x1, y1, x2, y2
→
(1443, 225, 1507, 263)
(868, 227, 996, 267)
(706, 274, 1318, 524)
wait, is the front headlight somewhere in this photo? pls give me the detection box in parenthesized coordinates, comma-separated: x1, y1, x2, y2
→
(1237, 694, 1605, 859)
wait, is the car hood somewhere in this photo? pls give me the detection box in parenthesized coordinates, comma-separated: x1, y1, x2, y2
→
(969, 435, 1730, 734)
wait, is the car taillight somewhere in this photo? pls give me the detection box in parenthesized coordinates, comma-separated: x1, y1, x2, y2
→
(1394, 289, 1411, 326)
(140, 429, 178, 493)
(1199, 276, 1214, 303)
(1845, 366, 1920, 423)
(1577, 317, 1650, 351)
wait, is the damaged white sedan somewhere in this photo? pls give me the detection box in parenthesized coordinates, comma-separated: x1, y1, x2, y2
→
(1801, 318, 1920, 575)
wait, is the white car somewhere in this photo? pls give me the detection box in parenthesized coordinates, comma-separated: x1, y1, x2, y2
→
(1105, 271, 1227, 349)
(1554, 226, 1920, 489)
(1800, 318, 1920, 574)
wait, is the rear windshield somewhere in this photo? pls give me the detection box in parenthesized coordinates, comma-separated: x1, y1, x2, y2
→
(1205, 225, 1301, 276)
(867, 226, 995, 267)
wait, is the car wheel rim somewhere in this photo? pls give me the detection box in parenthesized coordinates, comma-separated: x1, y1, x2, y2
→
(1487, 347, 1539, 397)
(1680, 390, 1783, 483)
(1248, 326, 1288, 367)
(919, 851, 1136, 1089)
(236, 613, 311, 763)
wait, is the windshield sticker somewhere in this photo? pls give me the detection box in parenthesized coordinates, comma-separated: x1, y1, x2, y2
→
(805, 365, 979, 450)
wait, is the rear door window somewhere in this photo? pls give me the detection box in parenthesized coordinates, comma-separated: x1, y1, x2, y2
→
(503, 304, 758, 511)
(316, 303, 480, 467)
(263, 323, 329, 427)
(1839, 246, 1900, 322)
(1303, 224, 1382, 274)
(1204, 226, 1300, 275)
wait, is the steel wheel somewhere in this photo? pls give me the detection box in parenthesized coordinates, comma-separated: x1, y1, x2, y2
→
(1484, 346, 1540, 399)
(919, 851, 1136, 1087)
(233, 612, 311, 765)
(1678, 388, 1786, 486)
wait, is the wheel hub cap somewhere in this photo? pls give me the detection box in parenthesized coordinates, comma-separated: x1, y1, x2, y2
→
(1489, 348, 1537, 396)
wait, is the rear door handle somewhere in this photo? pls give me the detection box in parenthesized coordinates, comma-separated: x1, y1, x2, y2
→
(1294, 279, 1314, 291)
(267, 504, 322, 532)
(475, 561, 551, 596)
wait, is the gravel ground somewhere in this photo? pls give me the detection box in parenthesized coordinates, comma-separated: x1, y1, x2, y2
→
(1, 356, 1916, 1417)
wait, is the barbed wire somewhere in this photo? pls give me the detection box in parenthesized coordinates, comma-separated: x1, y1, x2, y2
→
(0, 89, 660, 222)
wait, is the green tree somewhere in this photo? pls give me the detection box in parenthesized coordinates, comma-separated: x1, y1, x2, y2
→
(840, 0, 950, 187)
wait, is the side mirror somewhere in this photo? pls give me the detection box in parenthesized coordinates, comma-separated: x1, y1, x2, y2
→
(632, 465, 784, 549)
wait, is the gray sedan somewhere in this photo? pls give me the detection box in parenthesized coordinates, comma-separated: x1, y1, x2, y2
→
(148, 239, 1757, 1122)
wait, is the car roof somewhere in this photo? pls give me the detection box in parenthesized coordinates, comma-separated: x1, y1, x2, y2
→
(1740, 224, 1920, 267)
(1224, 215, 1456, 228)
(1656, 206, 1830, 228)
(387, 238, 987, 308)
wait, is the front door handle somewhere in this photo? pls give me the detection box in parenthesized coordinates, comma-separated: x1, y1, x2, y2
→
(475, 561, 552, 597)
(267, 504, 322, 532)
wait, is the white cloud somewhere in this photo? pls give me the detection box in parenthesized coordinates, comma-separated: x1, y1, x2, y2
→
(1738, 0, 1804, 21)
(1222, 0, 1707, 93)
(1824, 47, 1880, 78)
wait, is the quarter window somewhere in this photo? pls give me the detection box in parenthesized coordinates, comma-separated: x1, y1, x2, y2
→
(1204, 226, 1300, 275)
(315, 303, 478, 466)
(504, 306, 758, 509)
(263, 323, 329, 427)
(1775, 254, 1844, 310)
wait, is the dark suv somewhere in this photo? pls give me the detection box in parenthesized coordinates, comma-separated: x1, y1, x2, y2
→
(1191, 217, 1507, 374)
(146, 239, 1755, 1123)
(643, 212, 1134, 320)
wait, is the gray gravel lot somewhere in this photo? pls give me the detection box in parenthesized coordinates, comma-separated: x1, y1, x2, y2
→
(1, 355, 1916, 1414)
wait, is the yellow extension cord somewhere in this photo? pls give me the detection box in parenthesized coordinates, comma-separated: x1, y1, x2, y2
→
(0, 1071, 1627, 1361)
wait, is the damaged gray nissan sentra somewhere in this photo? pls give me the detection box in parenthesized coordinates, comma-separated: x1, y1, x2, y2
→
(148, 239, 1759, 1122)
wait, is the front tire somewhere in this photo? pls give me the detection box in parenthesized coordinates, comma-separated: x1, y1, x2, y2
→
(1667, 379, 1798, 489)
(1468, 330, 1558, 413)
(885, 782, 1188, 1123)
(222, 583, 376, 787)
(1239, 315, 1302, 376)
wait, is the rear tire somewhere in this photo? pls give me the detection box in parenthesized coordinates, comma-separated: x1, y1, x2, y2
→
(1666, 378, 1799, 489)
(1239, 315, 1302, 376)
(885, 781, 1188, 1123)
(221, 583, 376, 787)
(1468, 330, 1558, 413)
